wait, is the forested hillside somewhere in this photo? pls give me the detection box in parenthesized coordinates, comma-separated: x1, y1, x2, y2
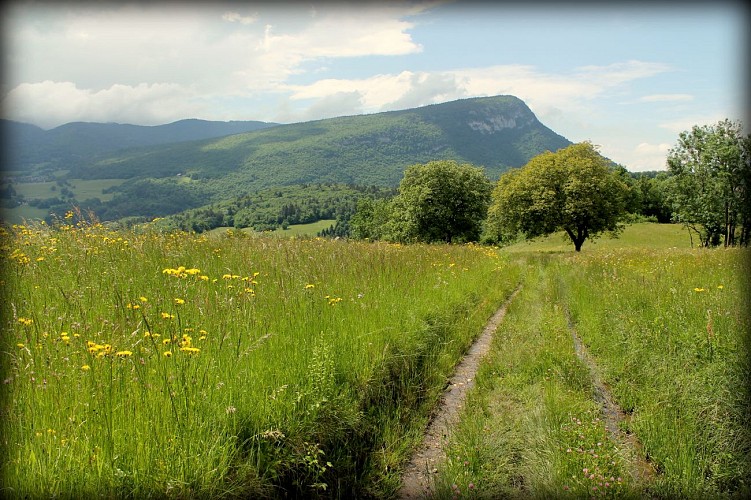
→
(2, 95, 571, 223)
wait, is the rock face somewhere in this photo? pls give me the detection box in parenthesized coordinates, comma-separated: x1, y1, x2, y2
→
(468, 114, 522, 133)
(465, 98, 536, 134)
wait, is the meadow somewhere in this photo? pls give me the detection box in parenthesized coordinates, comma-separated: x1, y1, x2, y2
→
(435, 231, 750, 499)
(0, 217, 519, 498)
(1, 220, 749, 498)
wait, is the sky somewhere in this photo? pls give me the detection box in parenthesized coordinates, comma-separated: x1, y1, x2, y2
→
(1, 1, 748, 172)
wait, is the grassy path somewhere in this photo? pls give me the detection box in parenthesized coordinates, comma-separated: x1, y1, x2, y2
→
(427, 247, 750, 499)
(397, 286, 521, 498)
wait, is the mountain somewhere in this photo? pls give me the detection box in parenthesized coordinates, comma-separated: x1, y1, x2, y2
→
(72, 95, 568, 185)
(1, 118, 279, 177)
(2, 95, 572, 222)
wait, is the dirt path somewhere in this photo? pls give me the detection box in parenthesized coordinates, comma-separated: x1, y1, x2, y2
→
(567, 312, 656, 484)
(397, 286, 521, 499)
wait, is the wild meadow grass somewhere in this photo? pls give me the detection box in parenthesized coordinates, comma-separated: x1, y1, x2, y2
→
(434, 258, 639, 499)
(436, 239, 750, 499)
(562, 247, 751, 498)
(0, 219, 520, 498)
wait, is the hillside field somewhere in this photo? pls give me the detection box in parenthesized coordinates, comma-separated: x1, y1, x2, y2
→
(1, 221, 748, 498)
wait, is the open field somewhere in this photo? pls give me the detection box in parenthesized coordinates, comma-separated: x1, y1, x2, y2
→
(3, 179, 127, 224)
(0, 220, 519, 498)
(206, 220, 338, 239)
(1, 221, 749, 498)
(434, 237, 750, 498)
(12, 179, 125, 201)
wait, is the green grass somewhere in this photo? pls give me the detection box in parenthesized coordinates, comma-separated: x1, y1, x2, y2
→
(434, 229, 750, 498)
(13, 179, 124, 201)
(0, 221, 520, 498)
(434, 258, 640, 499)
(504, 222, 691, 253)
(271, 220, 337, 237)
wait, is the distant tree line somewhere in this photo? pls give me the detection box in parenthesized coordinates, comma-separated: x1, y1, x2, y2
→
(347, 119, 749, 250)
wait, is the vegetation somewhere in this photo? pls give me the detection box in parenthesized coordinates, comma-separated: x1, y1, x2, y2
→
(1, 217, 519, 498)
(386, 161, 493, 243)
(2, 96, 571, 223)
(666, 119, 751, 247)
(435, 231, 750, 499)
(484, 142, 629, 251)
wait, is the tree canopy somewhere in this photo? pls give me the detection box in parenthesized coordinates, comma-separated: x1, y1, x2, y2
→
(485, 142, 628, 251)
(665, 119, 750, 247)
(382, 160, 493, 243)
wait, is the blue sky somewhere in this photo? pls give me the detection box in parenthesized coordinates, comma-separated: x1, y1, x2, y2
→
(2, 1, 747, 171)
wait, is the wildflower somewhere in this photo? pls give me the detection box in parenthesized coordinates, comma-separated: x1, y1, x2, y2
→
(161, 312, 175, 320)
(694, 287, 706, 292)
(163, 351, 172, 358)
(81, 365, 90, 371)
(16, 343, 24, 349)
(174, 298, 185, 305)
(180, 347, 200, 354)
(18, 317, 33, 326)
(162, 338, 171, 345)
(304, 283, 315, 289)
(717, 285, 724, 289)
(139, 296, 148, 302)
(115, 351, 133, 358)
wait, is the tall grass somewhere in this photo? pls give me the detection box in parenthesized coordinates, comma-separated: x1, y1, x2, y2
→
(434, 239, 749, 498)
(0, 220, 520, 498)
(562, 247, 751, 497)
(434, 257, 639, 499)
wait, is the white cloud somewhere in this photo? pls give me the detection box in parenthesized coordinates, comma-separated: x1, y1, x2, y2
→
(2, 81, 204, 129)
(659, 115, 727, 134)
(222, 11, 258, 25)
(629, 142, 673, 171)
(639, 93, 694, 102)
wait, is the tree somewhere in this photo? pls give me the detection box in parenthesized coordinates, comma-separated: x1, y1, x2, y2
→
(666, 119, 751, 247)
(485, 142, 628, 251)
(349, 197, 392, 240)
(386, 160, 492, 243)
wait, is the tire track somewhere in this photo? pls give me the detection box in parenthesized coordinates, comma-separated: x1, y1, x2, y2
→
(397, 286, 521, 499)
(566, 311, 656, 485)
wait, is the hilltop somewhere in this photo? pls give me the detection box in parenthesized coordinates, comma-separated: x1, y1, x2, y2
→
(2, 95, 571, 222)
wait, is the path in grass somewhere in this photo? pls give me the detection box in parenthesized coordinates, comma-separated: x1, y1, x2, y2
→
(566, 309, 656, 485)
(397, 286, 521, 499)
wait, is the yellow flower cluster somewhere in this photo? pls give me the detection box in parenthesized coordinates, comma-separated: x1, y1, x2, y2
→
(87, 341, 113, 358)
(162, 266, 204, 279)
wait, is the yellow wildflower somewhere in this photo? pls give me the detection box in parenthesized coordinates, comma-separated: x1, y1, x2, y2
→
(81, 365, 91, 371)
(304, 284, 315, 289)
(16, 343, 24, 349)
(163, 351, 172, 358)
(174, 298, 185, 305)
(180, 347, 200, 354)
(115, 351, 133, 358)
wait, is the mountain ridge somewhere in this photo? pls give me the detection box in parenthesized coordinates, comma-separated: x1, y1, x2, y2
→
(2, 95, 573, 222)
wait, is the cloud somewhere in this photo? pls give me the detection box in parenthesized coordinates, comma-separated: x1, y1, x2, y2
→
(2, 81, 204, 129)
(659, 115, 727, 134)
(629, 142, 673, 171)
(222, 11, 258, 25)
(639, 94, 694, 102)
(299, 91, 365, 121)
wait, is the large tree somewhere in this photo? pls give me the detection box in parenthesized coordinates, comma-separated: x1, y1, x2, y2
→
(386, 160, 492, 243)
(666, 119, 750, 247)
(485, 142, 628, 251)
